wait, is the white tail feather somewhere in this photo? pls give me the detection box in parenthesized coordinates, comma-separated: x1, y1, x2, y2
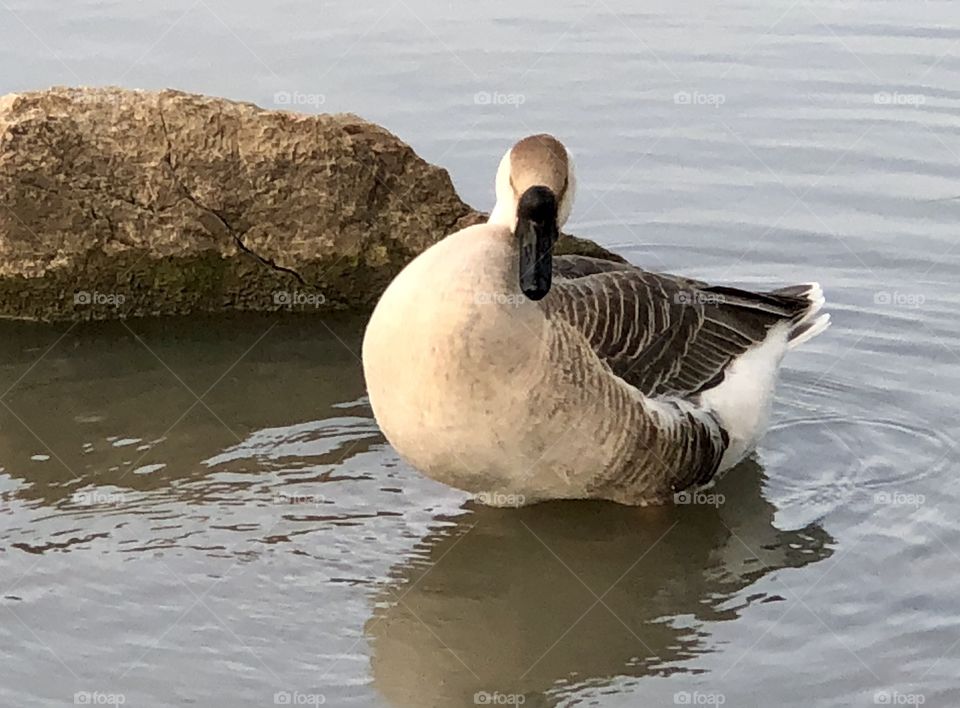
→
(796, 282, 825, 324)
(789, 313, 831, 349)
(784, 282, 829, 349)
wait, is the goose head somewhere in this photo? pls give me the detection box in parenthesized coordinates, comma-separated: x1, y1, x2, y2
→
(488, 134, 577, 301)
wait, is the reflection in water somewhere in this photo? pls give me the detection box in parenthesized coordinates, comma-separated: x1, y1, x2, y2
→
(0, 314, 370, 510)
(367, 460, 834, 707)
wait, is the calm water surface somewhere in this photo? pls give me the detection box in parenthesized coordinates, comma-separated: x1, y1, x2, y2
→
(2, 1, 960, 706)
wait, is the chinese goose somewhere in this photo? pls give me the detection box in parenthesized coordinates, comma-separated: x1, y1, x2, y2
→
(361, 134, 830, 506)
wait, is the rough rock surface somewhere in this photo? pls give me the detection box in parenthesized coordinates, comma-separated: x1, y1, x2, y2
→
(0, 87, 622, 321)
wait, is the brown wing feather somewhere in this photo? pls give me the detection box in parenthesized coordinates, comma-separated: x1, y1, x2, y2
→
(545, 260, 812, 398)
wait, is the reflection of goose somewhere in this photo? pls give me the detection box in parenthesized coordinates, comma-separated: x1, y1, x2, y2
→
(362, 135, 830, 505)
(366, 460, 833, 707)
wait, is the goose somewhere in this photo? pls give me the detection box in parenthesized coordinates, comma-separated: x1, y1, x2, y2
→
(362, 134, 830, 506)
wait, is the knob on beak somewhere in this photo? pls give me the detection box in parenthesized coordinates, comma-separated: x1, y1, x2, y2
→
(517, 186, 559, 301)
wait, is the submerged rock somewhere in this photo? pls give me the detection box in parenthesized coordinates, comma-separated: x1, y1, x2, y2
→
(0, 87, 621, 321)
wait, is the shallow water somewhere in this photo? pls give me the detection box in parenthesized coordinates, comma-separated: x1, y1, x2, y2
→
(2, 1, 960, 706)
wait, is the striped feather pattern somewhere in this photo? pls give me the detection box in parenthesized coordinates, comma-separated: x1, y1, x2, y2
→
(545, 256, 812, 397)
(533, 255, 822, 500)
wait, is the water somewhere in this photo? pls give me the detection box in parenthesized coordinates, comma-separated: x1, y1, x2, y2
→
(2, 0, 959, 705)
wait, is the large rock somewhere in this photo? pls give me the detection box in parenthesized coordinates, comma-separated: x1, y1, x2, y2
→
(0, 87, 621, 321)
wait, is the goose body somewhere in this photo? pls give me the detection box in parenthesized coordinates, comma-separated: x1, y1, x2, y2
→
(362, 135, 830, 506)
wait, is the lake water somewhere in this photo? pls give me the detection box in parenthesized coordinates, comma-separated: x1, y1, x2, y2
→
(2, 1, 960, 706)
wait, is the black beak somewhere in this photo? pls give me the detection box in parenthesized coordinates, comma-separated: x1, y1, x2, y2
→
(517, 185, 559, 301)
